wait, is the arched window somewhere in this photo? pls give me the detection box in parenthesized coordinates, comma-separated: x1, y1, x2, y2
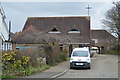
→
(48, 27, 61, 33)
(68, 29, 80, 33)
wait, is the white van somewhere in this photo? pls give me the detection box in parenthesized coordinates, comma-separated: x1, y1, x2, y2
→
(70, 47, 91, 69)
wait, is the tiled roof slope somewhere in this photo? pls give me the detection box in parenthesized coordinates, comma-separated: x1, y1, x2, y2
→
(90, 30, 117, 40)
(13, 16, 90, 44)
(23, 16, 90, 33)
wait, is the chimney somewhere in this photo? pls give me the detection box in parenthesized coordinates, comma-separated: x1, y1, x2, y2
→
(8, 21, 11, 41)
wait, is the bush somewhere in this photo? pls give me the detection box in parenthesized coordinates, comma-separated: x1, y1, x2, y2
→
(2, 42, 68, 78)
(2, 50, 50, 78)
(41, 43, 68, 65)
(2, 51, 31, 77)
(15, 48, 42, 67)
(104, 50, 119, 55)
(2, 51, 30, 69)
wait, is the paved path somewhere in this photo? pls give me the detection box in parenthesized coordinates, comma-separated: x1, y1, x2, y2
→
(118, 55, 120, 80)
(25, 54, 118, 79)
(25, 61, 69, 78)
(59, 54, 118, 78)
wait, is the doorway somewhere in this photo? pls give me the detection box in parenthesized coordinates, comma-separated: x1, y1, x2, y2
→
(69, 44, 73, 57)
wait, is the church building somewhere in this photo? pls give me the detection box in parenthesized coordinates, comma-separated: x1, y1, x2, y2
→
(13, 16, 91, 56)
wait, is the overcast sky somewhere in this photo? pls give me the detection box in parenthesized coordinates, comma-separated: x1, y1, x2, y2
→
(1, 1, 114, 33)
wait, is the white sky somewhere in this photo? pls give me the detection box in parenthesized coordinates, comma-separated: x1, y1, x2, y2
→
(0, 0, 116, 33)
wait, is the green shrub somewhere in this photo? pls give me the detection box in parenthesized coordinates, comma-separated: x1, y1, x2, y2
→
(2, 51, 33, 77)
(2, 41, 68, 78)
(40, 43, 68, 65)
(104, 50, 119, 55)
(15, 49, 42, 67)
(2, 75, 18, 79)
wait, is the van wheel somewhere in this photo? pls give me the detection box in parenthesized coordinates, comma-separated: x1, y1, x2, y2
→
(88, 66, 91, 69)
(70, 66, 73, 69)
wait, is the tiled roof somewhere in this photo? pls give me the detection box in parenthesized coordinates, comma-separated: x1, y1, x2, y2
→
(23, 16, 90, 33)
(90, 30, 117, 39)
(13, 16, 90, 44)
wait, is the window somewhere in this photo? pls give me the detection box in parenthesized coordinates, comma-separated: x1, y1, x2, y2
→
(59, 44, 63, 51)
(7, 43, 8, 50)
(51, 28, 58, 31)
(1, 42, 3, 50)
(72, 51, 88, 57)
(48, 27, 61, 33)
(70, 29, 78, 31)
(68, 29, 80, 33)
(4, 43, 6, 50)
(92, 39, 98, 43)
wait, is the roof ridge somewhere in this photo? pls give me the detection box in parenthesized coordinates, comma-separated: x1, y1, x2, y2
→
(28, 16, 90, 19)
(91, 29, 106, 31)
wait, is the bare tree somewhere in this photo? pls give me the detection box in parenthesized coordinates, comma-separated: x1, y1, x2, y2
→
(102, 1, 120, 53)
(102, 1, 120, 36)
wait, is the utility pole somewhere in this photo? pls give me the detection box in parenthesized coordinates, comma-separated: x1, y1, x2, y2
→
(8, 21, 11, 41)
(86, 5, 92, 16)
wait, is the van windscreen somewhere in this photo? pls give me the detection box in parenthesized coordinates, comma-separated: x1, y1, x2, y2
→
(72, 51, 88, 57)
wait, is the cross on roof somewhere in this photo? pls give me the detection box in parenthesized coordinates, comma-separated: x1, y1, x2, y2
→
(86, 5, 92, 16)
